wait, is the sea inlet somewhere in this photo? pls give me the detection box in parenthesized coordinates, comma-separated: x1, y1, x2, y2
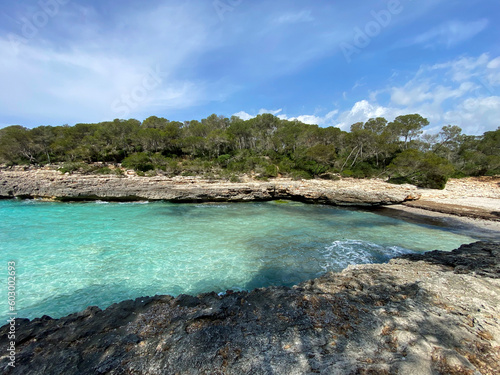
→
(0, 199, 487, 320)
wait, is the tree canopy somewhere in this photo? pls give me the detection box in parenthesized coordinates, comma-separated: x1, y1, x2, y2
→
(0, 114, 498, 189)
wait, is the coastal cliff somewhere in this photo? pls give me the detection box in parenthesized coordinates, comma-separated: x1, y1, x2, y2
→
(0, 168, 419, 205)
(1, 241, 499, 374)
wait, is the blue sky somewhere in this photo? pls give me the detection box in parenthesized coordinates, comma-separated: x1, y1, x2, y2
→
(0, 0, 499, 135)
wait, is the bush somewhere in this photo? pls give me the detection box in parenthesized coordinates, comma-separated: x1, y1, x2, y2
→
(388, 150, 454, 189)
(341, 169, 353, 177)
(419, 173, 448, 189)
(351, 162, 376, 178)
(229, 174, 241, 183)
(263, 164, 278, 178)
(290, 169, 312, 180)
(58, 162, 87, 174)
(94, 167, 117, 175)
(180, 158, 217, 176)
(122, 153, 154, 172)
(217, 154, 232, 166)
(277, 158, 295, 174)
(293, 158, 328, 177)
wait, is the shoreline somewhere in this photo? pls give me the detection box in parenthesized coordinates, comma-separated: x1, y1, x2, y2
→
(373, 204, 500, 241)
(0, 168, 421, 206)
(1, 241, 499, 374)
(1, 168, 499, 221)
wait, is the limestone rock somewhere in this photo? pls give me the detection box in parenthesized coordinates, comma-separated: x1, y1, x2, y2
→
(0, 169, 420, 205)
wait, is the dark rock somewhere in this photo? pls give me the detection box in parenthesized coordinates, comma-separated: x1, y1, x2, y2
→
(401, 241, 500, 278)
(1, 242, 499, 374)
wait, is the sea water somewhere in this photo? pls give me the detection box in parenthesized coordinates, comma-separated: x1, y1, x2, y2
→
(0, 199, 482, 320)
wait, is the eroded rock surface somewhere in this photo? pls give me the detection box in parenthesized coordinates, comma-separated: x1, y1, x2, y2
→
(1, 242, 499, 374)
(0, 168, 419, 205)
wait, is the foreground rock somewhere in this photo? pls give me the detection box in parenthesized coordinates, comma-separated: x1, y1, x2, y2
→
(1, 242, 499, 374)
(0, 168, 420, 205)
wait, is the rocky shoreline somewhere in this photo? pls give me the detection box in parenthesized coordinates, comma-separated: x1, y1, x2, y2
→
(0, 168, 421, 206)
(1, 241, 499, 374)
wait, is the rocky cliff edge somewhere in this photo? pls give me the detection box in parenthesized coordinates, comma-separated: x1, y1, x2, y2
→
(0, 168, 420, 205)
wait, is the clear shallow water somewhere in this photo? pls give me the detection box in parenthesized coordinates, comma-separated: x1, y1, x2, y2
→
(0, 199, 478, 320)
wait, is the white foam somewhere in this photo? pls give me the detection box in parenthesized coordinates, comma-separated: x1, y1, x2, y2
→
(117, 201, 150, 205)
(320, 240, 414, 272)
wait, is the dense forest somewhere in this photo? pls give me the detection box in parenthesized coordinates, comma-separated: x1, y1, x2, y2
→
(0, 114, 499, 189)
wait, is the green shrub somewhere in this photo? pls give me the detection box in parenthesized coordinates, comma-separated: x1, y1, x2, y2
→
(277, 158, 295, 174)
(388, 149, 454, 189)
(263, 164, 278, 178)
(122, 153, 154, 172)
(290, 169, 312, 180)
(229, 174, 241, 183)
(217, 154, 232, 166)
(293, 158, 327, 177)
(341, 169, 354, 177)
(94, 167, 115, 175)
(58, 162, 88, 174)
(351, 162, 376, 178)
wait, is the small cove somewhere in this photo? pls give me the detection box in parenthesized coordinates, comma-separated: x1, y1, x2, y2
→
(0, 199, 488, 320)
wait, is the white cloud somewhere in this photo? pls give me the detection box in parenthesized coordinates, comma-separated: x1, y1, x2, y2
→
(254, 54, 500, 134)
(391, 83, 433, 106)
(486, 57, 500, 86)
(332, 54, 500, 134)
(411, 19, 489, 48)
(487, 57, 500, 69)
(258, 108, 283, 115)
(232, 111, 253, 121)
(232, 54, 500, 135)
(0, 38, 209, 123)
(275, 10, 314, 24)
(431, 53, 490, 82)
(291, 115, 323, 125)
(280, 110, 338, 125)
(0, 3, 232, 125)
(333, 101, 401, 130)
(443, 96, 500, 134)
(232, 109, 339, 126)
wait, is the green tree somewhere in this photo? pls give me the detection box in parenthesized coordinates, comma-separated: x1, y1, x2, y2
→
(0, 126, 39, 164)
(30, 126, 57, 164)
(142, 116, 170, 129)
(477, 127, 500, 175)
(388, 114, 429, 148)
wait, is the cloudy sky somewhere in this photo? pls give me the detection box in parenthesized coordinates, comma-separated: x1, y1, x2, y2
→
(1, 0, 499, 134)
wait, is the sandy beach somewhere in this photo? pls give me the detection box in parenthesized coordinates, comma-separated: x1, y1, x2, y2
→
(380, 177, 500, 239)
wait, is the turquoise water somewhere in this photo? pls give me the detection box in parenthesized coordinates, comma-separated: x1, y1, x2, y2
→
(0, 199, 478, 320)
